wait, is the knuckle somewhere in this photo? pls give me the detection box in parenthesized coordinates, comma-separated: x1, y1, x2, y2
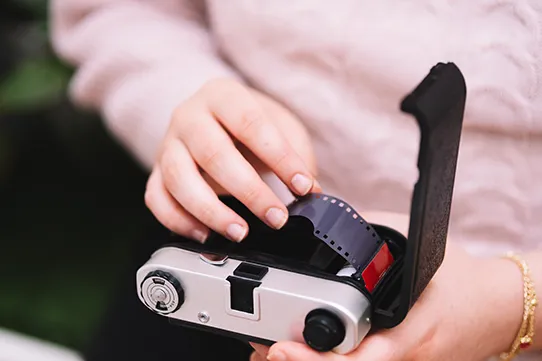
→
(172, 102, 188, 121)
(144, 174, 160, 209)
(171, 96, 195, 121)
(144, 186, 184, 234)
(238, 108, 265, 134)
(162, 210, 189, 234)
(195, 203, 217, 226)
(204, 78, 251, 111)
(160, 150, 181, 188)
(213, 89, 238, 110)
(269, 148, 290, 170)
(172, 102, 198, 135)
(240, 182, 264, 208)
(159, 212, 178, 233)
(198, 144, 222, 169)
(144, 186, 156, 209)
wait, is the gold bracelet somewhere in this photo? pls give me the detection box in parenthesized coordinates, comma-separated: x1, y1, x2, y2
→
(499, 252, 538, 361)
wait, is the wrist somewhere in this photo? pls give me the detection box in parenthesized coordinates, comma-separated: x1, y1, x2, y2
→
(480, 255, 531, 356)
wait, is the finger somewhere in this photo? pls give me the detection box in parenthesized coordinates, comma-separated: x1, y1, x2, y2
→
(250, 351, 266, 361)
(204, 79, 316, 196)
(267, 341, 345, 361)
(144, 167, 209, 242)
(159, 139, 249, 242)
(312, 179, 323, 193)
(250, 342, 270, 358)
(238, 143, 323, 195)
(250, 89, 318, 173)
(176, 107, 290, 230)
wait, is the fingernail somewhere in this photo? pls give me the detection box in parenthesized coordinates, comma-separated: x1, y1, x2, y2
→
(291, 173, 313, 195)
(226, 223, 247, 242)
(265, 207, 288, 229)
(267, 350, 286, 361)
(191, 229, 209, 243)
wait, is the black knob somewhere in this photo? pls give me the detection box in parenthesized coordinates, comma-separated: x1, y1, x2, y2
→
(303, 309, 346, 352)
(140, 270, 184, 314)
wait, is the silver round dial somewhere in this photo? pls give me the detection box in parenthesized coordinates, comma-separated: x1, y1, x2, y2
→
(140, 270, 184, 315)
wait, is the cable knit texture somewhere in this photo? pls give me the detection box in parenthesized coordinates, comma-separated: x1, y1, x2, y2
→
(50, 2, 542, 359)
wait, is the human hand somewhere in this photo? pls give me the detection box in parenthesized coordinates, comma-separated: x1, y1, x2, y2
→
(250, 213, 525, 361)
(144, 78, 320, 243)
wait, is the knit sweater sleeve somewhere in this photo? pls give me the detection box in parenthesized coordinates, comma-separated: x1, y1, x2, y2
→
(50, 0, 240, 169)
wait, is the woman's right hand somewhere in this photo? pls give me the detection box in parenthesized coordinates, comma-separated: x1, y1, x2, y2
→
(144, 78, 320, 243)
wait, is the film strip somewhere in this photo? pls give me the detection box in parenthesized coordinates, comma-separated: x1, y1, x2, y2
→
(287, 194, 394, 291)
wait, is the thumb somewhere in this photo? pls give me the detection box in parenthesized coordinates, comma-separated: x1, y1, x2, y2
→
(250, 342, 270, 358)
(267, 341, 344, 361)
(250, 351, 267, 361)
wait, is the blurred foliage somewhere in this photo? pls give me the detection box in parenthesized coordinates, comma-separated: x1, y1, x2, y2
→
(0, 0, 154, 352)
(0, 57, 70, 112)
(0, 0, 68, 114)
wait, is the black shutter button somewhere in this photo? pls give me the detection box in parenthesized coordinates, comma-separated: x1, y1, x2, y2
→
(302, 309, 346, 352)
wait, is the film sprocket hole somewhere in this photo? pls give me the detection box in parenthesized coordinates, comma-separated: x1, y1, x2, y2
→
(136, 63, 467, 354)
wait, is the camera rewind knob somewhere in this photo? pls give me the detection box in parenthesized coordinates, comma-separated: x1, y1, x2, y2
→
(140, 270, 184, 315)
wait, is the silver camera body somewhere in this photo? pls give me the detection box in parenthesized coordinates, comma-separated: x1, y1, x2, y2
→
(137, 246, 373, 354)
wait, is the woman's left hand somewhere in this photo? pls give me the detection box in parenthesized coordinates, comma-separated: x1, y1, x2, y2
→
(250, 213, 525, 361)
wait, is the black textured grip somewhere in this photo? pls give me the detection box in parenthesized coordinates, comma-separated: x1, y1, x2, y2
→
(288, 193, 383, 272)
(393, 62, 466, 325)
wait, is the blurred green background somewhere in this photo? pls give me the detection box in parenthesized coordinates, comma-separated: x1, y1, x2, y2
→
(0, 0, 155, 352)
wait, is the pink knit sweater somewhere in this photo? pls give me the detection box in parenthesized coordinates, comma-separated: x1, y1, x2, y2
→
(50, 1, 542, 259)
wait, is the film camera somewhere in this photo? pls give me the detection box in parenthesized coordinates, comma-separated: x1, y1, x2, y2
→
(136, 63, 466, 354)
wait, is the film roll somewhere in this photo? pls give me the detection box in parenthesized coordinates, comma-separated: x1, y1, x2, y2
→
(287, 194, 384, 272)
